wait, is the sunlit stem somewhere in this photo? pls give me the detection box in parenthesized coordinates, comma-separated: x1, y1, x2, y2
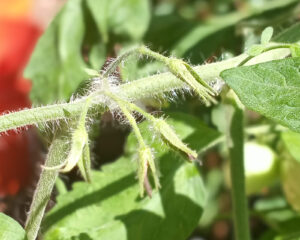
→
(238, 44, 291, 66)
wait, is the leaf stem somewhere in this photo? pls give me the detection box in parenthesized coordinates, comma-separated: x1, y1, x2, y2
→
(238, 44, 291, 66)
(103, 46, 141, 77)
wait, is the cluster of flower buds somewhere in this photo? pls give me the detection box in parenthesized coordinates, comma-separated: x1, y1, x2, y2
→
(104, 92, 198, 197)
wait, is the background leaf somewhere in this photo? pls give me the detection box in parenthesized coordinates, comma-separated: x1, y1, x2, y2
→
(87, 0, 150, 42)
(170, 0, 298, 61)
(273, 22, 300, 43)
(25, 0, 87, 104)
(0, 213, 27, 240)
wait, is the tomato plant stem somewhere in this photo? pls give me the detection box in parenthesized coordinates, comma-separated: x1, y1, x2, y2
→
(0, 48, 289, 135)
(228, 100, 251, 240)
(25, 132, 69, 240)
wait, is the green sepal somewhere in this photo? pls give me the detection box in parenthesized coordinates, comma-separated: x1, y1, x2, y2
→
(153, 118, 198, 161)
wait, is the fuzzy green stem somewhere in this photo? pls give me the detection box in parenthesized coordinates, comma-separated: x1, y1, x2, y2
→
(0, 101, 85, 133)
(0, 48, 290, 134)
(105, 92, 146, 147)
(104, 92, 158, 124)
(103, 46, 141, 77)
(138, 46, 170, 62)
(25, 131, 70, 240)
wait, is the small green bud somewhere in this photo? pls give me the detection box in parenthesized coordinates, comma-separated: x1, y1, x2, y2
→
(138, 146, 160, 197)
(153, 118, 198, 161)
(61, 126, 88, 172)
(167, 58, 216, 106)
(59, 98, 92, 175)
(77, 143, 92, 182)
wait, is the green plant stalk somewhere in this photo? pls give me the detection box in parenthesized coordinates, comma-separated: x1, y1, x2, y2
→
(25, 131, 69, 240)
(0, 48, 290, 134)
(228, 101, 251, 240)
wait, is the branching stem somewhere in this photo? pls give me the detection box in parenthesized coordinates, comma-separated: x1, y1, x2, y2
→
(0, 48, 288, 134)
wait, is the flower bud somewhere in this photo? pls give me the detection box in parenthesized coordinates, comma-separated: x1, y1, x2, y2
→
(61, 126, 88, 173)
(138, 146, 160, 197)
(153, 118, 197, 161)
(77, 143, 92, 183)
(167, 58, 216, 106)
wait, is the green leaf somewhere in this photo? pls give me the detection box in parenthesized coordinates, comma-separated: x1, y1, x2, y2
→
(290, 44, 300, 57)
(0, 213, 27, 240)
(172, 12, 247, 58)
(221, 58, 300, 133)
(25, 0, 88, 104)
(247, 44, 265, 57)
(282, 131, 300, 163)
(274, 22, 300, 43)
(144, 13, 196, 52)
(199, 169, 223, 227)
(42, 113, 221, 240)
(86, 0, 150, 42)
(261, 27, 274, 45)
(83, 68, 100, 77)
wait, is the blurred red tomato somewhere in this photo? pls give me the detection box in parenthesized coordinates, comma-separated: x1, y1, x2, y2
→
(0, 19, 41, 87)
(0, 5, 42, 196)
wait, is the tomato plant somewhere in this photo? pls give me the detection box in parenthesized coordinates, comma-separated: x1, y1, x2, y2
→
(1, 0, 300, 240)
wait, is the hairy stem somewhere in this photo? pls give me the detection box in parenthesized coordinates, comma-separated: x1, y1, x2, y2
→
(107, 92, 146, 147)
(103, 46, 141, 77)
(0, 49, 289, 134)
(0, 48, 291, 134)
(25, 131, 70, 240)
